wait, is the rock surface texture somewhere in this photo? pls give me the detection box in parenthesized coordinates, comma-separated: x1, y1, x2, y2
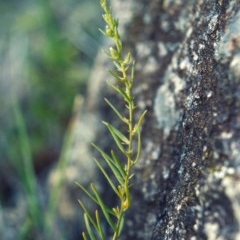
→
(79, 0, 240, 239)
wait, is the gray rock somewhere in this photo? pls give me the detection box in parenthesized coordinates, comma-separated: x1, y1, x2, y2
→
(74, 0, 240, 239)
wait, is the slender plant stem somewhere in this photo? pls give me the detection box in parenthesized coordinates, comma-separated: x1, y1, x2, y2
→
(78, 0, 146, 239)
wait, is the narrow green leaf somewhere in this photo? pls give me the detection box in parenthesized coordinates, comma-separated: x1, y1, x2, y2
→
(99, 28, 106, 36)
(76, 182, 98, 204)
(92, 144, 121, 174)
(115, 36, 122, 53)
(118, 215, 125, 236)
(105, 98, 127, 123)
(102, 122, 127, 154)
(113, 60, 122, 71)
(95, 210, 106, 240)
(106, 81, 131, 103)
(108, 163, 125, 186)
(129, 174, 134, 180)
(123, 52, 132, 65)
(131, 61, 135, 81)
(102, 14, 111, 26)
(104, 121, 129, 145)
(77, 182, 114, 216)
(82, 232, 88, 240)
(91, 184, 116, 231)
(92, 144, 126, 181)
(122, 64, 130, 73)
(133, 111, 147, 163)
(133, 128, 142, 164)
(94, 158, 121, 197)
(78, 200, 98, 231)
(102, 49, 112, 59)
(133, 110, 147, 134)
(108, 70, 123, 81)
(110, 150, 126, 178)
(84, 213, 97, 240)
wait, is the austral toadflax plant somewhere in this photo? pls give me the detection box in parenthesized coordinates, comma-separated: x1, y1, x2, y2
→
(77, 0, 147, 239)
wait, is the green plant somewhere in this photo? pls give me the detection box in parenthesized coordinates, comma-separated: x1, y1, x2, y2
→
(12, 101, 43, 239)
(77, 0, 147, 239)
(10, 99, 73, 240)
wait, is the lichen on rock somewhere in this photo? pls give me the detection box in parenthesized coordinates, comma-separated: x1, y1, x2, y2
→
(76, 0, 240, 239)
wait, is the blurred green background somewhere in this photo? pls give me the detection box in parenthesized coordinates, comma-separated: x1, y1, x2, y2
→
(0, 0, 103, 239)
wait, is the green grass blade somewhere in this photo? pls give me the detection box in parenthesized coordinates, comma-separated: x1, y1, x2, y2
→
(94, 158, 121, 197)
(84, 213, 97, 240)
(13, 101, 42, 228)
(91, 184, 116, 231)
(19, 218, 32, 240)
(46, 118, 74, 232)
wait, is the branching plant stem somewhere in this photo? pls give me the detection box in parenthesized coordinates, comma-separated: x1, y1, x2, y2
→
(77, 0, 146, 239)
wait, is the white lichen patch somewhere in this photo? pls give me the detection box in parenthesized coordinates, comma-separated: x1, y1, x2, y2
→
(186, 27, 193, 38)
(163, 0, 182, 11)
(230, 140, 240, 165)
(143, 13, 151, 24)
(179, 58, 193, 72)
(154, 50, 186, 137)
(220, 131, 233, 139)
(158, 42, 168, 57)
(192, 51, 199, 61)
(207, 91, 213, 98)
(151, 147, 160, 160)
(208, 14, 218, 33)
(111, 0, 133, 33)
(203, 145, 208, 152)
(161, 20, 170, 32)
(136, 42, 152, 58)
(145, 140, 161, 161)
(205, 222, 219, 240)
(199, 43, 205, 50)
(178, 165, 184, 175)
(154, 83, 182, 137)
(215, 11, 240, 61)
(213, 165, 230, 180)
(162, 166, 170, 179)
(144, 56, 159, 73)
(185, 93, 198, 109)
(230, 54, 240, 78)
(138, 99, 152, 110)
(222, 176, 240, 240)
